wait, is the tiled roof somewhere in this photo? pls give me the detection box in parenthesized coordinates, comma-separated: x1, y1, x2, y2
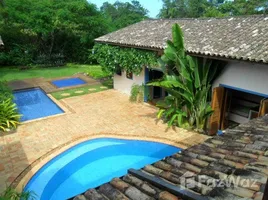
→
(73, 116, 268, 200)
(95, 15, 268, 63)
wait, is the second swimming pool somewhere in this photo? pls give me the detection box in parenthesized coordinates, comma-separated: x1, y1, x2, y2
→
(52, 78, 86, 88)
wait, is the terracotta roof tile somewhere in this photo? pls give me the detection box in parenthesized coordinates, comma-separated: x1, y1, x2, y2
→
(72, 116, 268, 200)
(95, 15, 268, 64)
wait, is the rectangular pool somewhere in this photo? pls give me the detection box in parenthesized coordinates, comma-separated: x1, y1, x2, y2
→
(13, 88, 64, 122)
(52, 78, 86, 88)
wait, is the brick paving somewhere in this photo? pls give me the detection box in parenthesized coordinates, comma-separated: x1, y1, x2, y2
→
(0, 90, 208, 193)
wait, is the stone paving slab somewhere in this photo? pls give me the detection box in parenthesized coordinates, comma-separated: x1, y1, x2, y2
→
(0, 90, 208, 193)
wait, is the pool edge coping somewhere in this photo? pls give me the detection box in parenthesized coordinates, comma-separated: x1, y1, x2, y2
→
(13, 134, 208, 193)
(19, 93, 74, 125)
(45, 74, 102, 93)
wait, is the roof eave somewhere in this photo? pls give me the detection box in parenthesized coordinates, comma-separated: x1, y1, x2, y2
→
(188, 52, 268, 65)
(95, 40, 164, 52)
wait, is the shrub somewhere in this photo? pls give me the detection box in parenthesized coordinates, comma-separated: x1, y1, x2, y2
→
(85, 66, 112, 79)
(33, 53, 66, 67)
(129, 84, 145, 103)
(0, 82, 21, 132)
(0, 187, 34, 200)
(0, 81, 13, 101)
(0, 44, 34, 66)
(0, 99, 21, 132)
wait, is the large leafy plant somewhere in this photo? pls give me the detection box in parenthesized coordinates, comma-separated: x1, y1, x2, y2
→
(0, 82, 21, 132)
(148, 24, 219, 132)
(0, 99, 21, 132)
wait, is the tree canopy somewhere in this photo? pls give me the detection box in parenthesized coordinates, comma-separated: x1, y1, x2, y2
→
(100, 0, 149, 30)
(0, 0, 109, 65)
(158, 0, 268, 18)
(0, 0, 149, 66)
(0, 0, 267, 66)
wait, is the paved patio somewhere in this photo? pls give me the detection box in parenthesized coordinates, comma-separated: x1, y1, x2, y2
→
(0, 90, 208, 193)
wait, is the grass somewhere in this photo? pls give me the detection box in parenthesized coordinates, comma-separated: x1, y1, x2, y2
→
(0, 64, 111, 81)
(51, 79, 113, 100)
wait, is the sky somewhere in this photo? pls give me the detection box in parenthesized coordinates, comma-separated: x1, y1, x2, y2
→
(89, 0, 163, 18)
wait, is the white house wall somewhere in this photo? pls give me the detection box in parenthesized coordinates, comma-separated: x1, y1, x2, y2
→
(114, 61, 268, 97)
(213, 61, 268, 96)
(114, 67, 145, 95)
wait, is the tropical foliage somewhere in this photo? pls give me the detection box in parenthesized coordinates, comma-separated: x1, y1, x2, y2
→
(0, 0, 111, 65)
(158, 0, 210, 18)
(1, 0, 267, 67)
(0, 187, 34, 200)
(92, 44, 158, 75)
(0, 98, 21, 131)
(0, 0, 149, 66)
(101, 0, 148, 31)
(148, 24, 223, 132)
(0, 81, 20, 132)
(158, 0, 268, 18)
(0, 81, 13, 100)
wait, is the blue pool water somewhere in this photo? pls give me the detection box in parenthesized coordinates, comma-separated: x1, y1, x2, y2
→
(52, 78, 86, 88)
(24, 138, 180, 200)
(13, 88, 64, 122)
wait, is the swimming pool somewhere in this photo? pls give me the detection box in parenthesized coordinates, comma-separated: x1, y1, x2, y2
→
(13, 88, 64, 122)
(52, 78, 86, 88)
(24, 138, 180, 200)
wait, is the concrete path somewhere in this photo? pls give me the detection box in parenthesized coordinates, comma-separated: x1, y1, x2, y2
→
(0, 90, 208, 192)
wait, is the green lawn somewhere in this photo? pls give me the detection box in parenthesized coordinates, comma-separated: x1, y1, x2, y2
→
(51, 79, 113, 100)
(0, 64, 111, 81)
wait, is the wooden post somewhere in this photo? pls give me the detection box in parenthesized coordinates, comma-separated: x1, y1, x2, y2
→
(209, 87, 225, 135)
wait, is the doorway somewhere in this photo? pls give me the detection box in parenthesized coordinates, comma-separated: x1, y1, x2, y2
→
(209, 85, 268, 135)
(147, 69, 166, 104)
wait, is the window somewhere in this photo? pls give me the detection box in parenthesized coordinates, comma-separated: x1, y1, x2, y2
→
(126, 71, 133, 79)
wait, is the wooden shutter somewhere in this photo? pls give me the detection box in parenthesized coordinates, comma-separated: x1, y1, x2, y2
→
(209, 87, 225, 135)
(221, 89, 229, 130)
(258, 98, 268, 117)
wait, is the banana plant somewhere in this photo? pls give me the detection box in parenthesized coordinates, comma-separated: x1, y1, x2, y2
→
(0, 98, 21, 132)
(147, 23, 218, 132)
